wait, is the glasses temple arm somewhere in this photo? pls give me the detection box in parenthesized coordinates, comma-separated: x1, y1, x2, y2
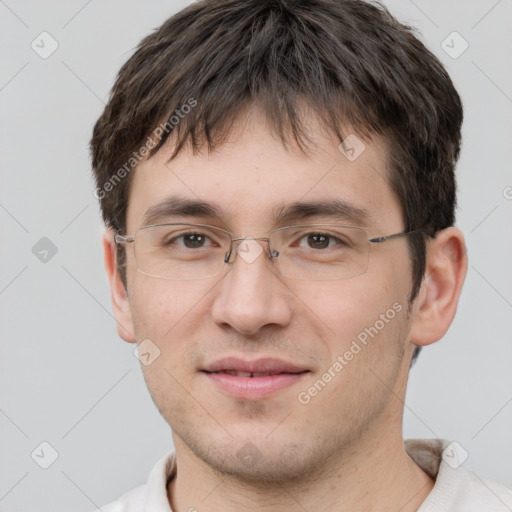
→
(368, 227, 426, 244)
(114, 233, 135, 244)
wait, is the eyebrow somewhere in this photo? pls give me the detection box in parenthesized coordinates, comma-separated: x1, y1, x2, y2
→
(141, 195, 371, 228)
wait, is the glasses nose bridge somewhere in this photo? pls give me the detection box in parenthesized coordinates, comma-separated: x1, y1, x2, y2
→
(224, 235, 276, 264)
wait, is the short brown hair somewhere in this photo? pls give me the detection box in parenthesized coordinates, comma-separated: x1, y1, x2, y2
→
(90, 0, 464, 365)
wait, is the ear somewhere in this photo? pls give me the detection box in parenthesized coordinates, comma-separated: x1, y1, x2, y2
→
(408, 227, 468, 347)
(102, 229, 137, 343)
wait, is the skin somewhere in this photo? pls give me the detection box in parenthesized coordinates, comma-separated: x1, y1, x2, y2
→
(102, 105, 467, 512)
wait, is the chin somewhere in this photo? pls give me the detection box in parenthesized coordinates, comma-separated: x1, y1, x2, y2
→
(206, 447, 314, 486)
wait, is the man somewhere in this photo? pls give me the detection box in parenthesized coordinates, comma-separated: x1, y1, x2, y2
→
(90, 0, 512, 510)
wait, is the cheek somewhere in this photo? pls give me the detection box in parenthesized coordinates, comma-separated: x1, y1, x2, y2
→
(289, 278, 393, 344)
(127, 275, 221, 371)
(129, 279, 212, 415)
(291, 263, 410, 369)
(130, 276, 210, 328)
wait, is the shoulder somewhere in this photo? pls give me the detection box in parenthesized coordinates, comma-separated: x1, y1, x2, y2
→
(405, 438, 512, 511)
(423, 454, 512, 510)
(89, 484, 146, 512)
(88, 451, 176, 512)
(441, 470, 512, 511)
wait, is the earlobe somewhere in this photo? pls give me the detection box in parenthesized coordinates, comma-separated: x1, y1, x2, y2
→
(102, 229, 137, 343)
(408, 227, 468, 348)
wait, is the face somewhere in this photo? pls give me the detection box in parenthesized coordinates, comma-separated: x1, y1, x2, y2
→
(118, 106, 417, 483)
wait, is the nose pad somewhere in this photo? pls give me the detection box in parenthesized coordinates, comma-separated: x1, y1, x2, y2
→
(224, 237, 278, 266)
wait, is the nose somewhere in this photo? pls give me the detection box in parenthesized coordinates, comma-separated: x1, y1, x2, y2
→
(210, 237, 292, 335)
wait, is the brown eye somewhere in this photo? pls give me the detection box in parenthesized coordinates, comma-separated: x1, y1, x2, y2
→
(298, 232, 346, 250)
(181, 233, 207, 248)
(306, 233, 330, 249)
(162, 232, 214, 249)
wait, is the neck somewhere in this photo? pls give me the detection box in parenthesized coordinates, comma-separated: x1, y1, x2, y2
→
(167, 423, 435, 512)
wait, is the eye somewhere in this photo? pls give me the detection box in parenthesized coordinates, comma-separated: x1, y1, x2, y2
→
(164, 232, 215, 249)
(297, 232, 347, 250)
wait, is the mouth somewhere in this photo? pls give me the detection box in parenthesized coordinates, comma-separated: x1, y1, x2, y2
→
(201, 357, 311, 399)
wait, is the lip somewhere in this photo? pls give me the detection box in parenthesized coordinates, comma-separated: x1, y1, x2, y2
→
(202, 357, 311, 400)
(203, 371, 309, 399)
(202, 357, 309, 374)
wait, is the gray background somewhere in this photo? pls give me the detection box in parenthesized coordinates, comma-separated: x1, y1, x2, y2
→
(0, 1, 511, 510)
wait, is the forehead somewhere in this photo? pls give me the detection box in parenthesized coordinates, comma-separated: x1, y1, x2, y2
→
(126, 107, 402, 233)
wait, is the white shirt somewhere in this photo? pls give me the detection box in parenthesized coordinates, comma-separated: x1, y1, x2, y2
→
(94, 438, 512, 511)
